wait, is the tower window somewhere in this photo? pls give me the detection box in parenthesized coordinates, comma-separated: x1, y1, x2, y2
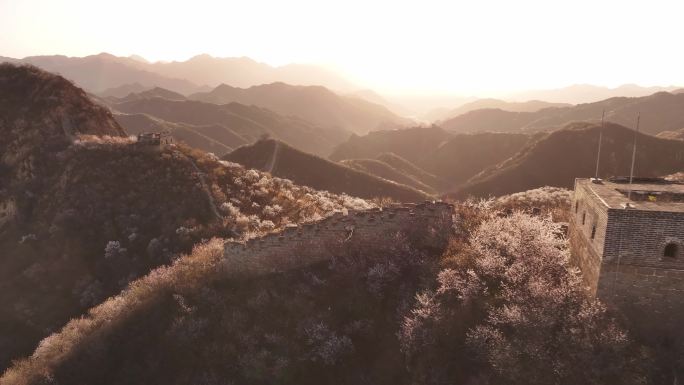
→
(664, 243, 679, 259)
(582, 212, 586, 225)
(575, 201, 579, 213)
(591, 224, 597, 240)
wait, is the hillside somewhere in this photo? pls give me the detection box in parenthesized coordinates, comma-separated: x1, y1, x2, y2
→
(0, 197, 650, 385)
(99, 82, 149, 98)
(112, 113, 238, 154)
(108, 97, 350, 156)
(224, 139, 431, 202)
(189, 82, 411, 134)
(0, 63, 373, 371)
(0, 63, 126, 186)
(329, 126, 452, 164)
(453, 122, 684, 198)
(375, 152, 449, 191)
(340, 158, 436, 194)
(2, 53, 358, 94)
(419, 132, 533, 189)
(329, 127, 532, 191)
(509, 83, 679, 104)
(441, 91, 684, 136)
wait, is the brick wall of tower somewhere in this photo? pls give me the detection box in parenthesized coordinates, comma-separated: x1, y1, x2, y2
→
(603, 209, 684, 269)
(221, 202, 454, 277)
(596, 209, 684, 335)
(569, 182, 611, 295)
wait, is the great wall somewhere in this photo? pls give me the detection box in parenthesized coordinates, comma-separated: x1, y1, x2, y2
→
(222, 201, 454, 275)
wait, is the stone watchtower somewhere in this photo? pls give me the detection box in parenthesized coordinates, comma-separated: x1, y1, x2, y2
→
(136, 131, 173, 148)
(569, 177, 684, 337)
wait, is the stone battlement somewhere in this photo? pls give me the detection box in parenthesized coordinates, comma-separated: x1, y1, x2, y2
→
(222, 201, 454, 275)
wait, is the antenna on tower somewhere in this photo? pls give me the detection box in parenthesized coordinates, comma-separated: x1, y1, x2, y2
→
(626, 112, 640, 204)
(594, 110, 605, 180)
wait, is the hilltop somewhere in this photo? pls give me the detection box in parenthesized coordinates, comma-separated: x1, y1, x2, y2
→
(118, 87, 187, 102)
(224, 139, 431, 202)
(0, 63, 125, 186)
(107, 97, 350, 156)
(189, 82, 411, 134)
(453, 122, 684, 197)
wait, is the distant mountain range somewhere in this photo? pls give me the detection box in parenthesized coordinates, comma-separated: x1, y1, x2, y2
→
(189, 82, 410, 134)
(224, 139, 430, 202)
(0, 53, 356, 94)
(507, 84, 680, 104)
(100, 82, 411, 155)
(3, 53, 202, 94)
(143, 54, 357, 91)
(441, 91, 684, 136)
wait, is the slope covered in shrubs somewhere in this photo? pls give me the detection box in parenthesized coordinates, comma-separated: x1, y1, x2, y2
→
(0, 139, 372, 371)
(0, 63, 374, 371)
(2, 191, 657, 385)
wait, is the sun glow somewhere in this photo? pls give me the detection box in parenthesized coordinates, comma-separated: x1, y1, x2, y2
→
(2, 0, 683, 95)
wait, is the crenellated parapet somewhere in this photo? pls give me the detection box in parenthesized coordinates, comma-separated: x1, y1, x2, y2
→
(222, 201, 453, 276)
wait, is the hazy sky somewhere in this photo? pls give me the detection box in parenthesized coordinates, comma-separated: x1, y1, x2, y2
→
(1, 0, 683, 95)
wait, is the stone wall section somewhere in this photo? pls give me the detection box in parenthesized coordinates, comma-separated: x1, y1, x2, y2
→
(222, 201, 454, 276)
